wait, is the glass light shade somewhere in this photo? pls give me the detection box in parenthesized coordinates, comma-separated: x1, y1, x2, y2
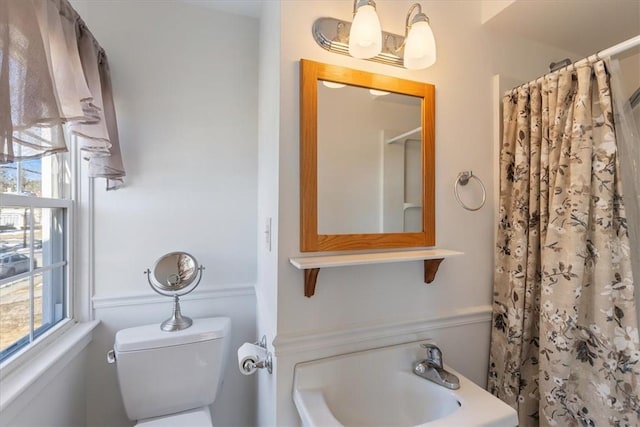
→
(348, 5, 382, 59)
(369, 89, 390, 96)
(403, 20, 436, 70)
(322, 81, 347, 89)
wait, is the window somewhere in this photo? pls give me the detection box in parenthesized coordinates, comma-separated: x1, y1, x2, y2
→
(0, 151, 73, 363)
(1, 0, 122, 369)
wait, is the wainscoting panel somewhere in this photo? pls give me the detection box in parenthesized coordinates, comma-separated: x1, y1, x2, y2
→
(274, 305, 492, 358)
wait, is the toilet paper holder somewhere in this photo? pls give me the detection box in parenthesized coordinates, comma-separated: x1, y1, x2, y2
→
(240, 335, 272, 375)
(251, 336, 272, 374)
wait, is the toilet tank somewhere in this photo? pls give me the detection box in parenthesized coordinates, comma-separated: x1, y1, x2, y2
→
(114, 317, 231, 421)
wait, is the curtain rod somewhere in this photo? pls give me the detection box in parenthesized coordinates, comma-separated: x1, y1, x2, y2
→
(505, 34, 640, 96)
(598, 35, 640, 60)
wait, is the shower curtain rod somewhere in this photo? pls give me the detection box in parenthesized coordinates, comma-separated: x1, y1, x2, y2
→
(506, 34, 640, 95)
(597, 34, 640, 61)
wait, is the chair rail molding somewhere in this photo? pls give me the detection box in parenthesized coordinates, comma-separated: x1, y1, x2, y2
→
(92, 283, 255, 309)
(272, 305, 492, 357)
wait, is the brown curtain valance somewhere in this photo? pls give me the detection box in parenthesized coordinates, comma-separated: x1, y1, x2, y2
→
(0, 0, 125, 187)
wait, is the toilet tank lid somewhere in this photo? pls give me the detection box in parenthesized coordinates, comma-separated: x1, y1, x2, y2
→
(115, 317, 231, 352)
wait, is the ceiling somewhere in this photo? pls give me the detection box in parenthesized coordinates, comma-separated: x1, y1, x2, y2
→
(180, 0, 263, 18)
(483, 0, 640, 56)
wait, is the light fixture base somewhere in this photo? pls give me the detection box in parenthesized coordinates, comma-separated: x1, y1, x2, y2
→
(313, 17, 406, 68)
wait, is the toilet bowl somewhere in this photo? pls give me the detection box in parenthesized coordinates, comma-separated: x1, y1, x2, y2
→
(111, 317, 231, 426)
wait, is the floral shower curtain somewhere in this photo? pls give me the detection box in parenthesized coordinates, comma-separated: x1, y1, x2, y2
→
(488, 60, 640, 426)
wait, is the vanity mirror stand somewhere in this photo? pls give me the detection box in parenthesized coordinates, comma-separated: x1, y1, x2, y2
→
(144, 252, 205, 331)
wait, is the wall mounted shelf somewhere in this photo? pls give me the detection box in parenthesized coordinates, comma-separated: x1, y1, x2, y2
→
(289, 249, 463, 297)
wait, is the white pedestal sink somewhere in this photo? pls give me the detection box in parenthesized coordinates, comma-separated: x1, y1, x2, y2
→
(293, 340, 517, 427)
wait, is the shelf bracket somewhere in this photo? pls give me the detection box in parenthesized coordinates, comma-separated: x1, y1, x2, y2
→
(303, 259, 444, 297)
(304, 268, 320, 297)
(424, 259, 444, 283)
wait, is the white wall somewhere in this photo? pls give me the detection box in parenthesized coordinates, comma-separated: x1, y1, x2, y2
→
(255, 0, 281, 425)
(275, 0, 576, 340)
(71, 1, 260, 426)
(80, 1, 259, 295)
(270, 2, 497, 425)
(259, 1, 588, 425)
(0, 345, 89, 427)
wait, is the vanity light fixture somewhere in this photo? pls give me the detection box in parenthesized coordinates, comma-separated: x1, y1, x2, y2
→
(312, 2, 436, 70)
(403, 3, 436, 69)
(349, 0, 382, 59)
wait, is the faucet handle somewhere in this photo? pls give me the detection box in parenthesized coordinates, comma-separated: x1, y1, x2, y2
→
(420, 342, 443, 368)
(420, 342, 441, 353)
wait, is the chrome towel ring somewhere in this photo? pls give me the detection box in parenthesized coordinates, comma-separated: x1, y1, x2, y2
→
(454, 171, 486, 211)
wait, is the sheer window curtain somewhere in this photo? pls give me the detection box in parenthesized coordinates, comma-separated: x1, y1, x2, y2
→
(0, 0, 125, 188)
(609, 58, 640, 325)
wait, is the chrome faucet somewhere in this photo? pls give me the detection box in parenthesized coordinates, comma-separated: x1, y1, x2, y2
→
(422, 342, 443, 368)
(413, 343, 460, 390)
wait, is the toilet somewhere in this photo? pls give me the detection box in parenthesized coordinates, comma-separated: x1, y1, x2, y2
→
(112, 316, 231, 426)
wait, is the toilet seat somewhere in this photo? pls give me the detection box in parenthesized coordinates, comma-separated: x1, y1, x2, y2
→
(135, 406, 212, 426)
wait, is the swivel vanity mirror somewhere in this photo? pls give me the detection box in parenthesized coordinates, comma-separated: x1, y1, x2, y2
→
(300, 59, 436, 251)
(144, 252, 204, 332)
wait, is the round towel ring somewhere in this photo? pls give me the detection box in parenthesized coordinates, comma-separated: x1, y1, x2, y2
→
(454, 171, 486, 211)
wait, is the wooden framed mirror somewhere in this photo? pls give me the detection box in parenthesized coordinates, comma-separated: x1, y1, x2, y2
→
(300, 59, 435, 252)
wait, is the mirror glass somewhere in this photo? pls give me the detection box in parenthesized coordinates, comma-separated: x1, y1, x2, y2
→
(300, 59, 435, 252)
(151, 252, 198, 292)
(317, 81, 422, 234)
(145, 251, 203, 331)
